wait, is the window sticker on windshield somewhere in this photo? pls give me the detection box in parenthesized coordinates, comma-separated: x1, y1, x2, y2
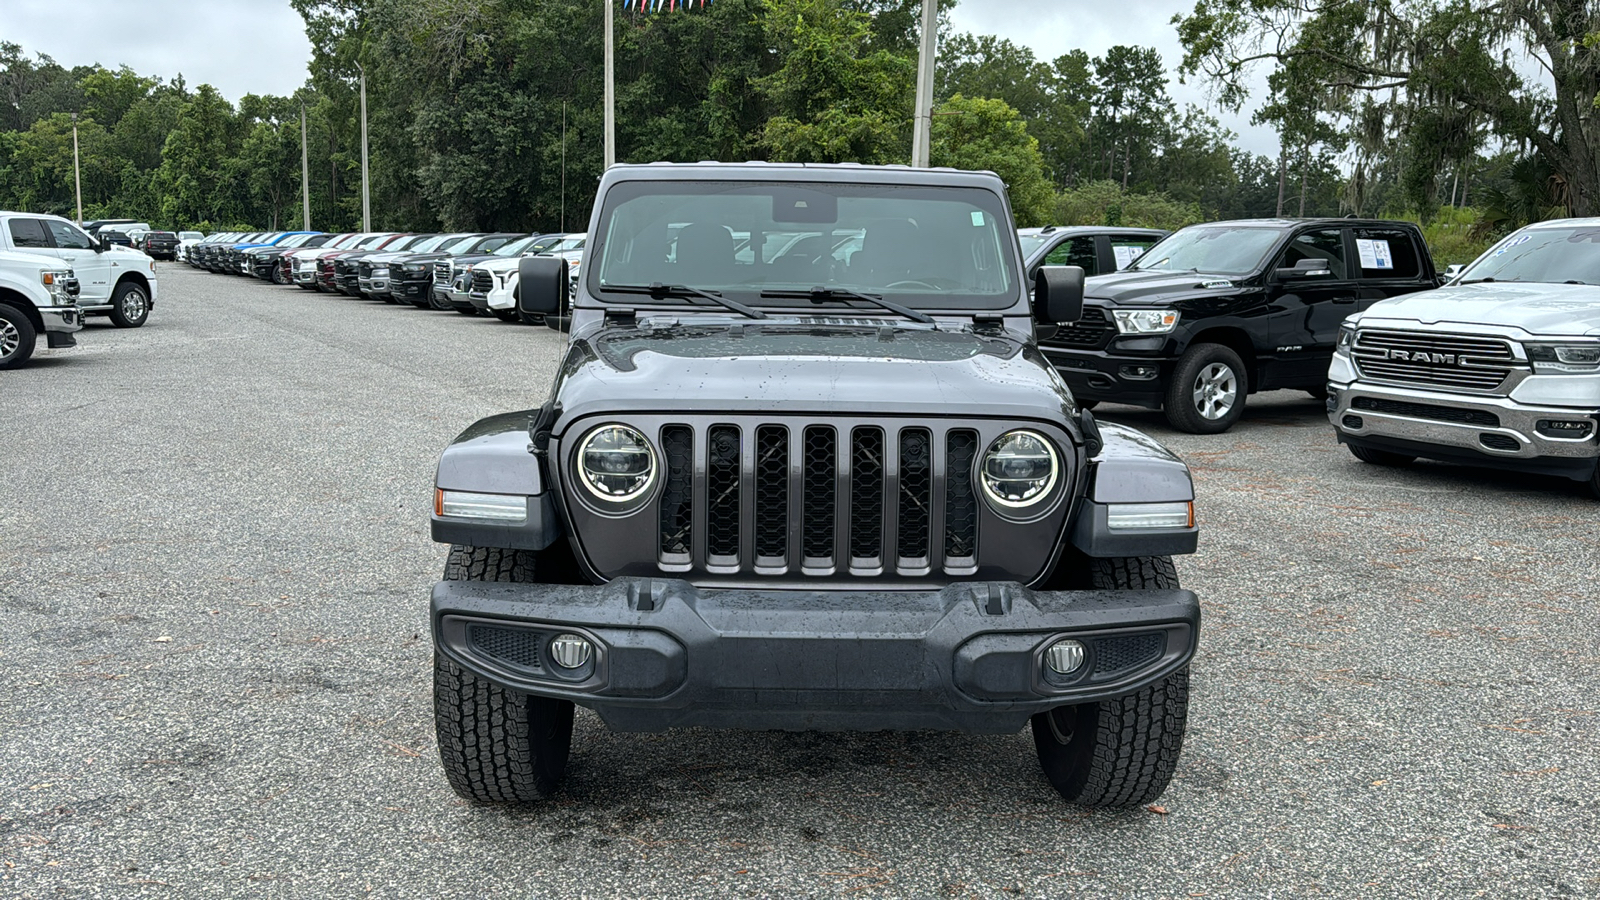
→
(1112, 245, 1142, 270)
(970, 211, 985, 227)
(1494, 234, 1532, 255)
(1356, 238, 1394, 269)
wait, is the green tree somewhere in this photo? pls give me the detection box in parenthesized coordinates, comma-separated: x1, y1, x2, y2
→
(929, 94, 1054, 226)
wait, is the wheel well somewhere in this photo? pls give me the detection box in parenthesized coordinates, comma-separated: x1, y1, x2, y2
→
(1186, 327, 1257, 376)
(115, 271, 150, 295)
(0, 289, 44, 333)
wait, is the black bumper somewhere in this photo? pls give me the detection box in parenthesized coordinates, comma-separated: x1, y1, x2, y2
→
(1041, 344, 1171, 409)
(432, 578, 1199, 734)
(395, 279, 430, 300)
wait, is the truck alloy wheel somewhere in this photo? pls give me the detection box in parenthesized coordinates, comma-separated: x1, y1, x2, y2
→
(0, 306, 36, 369)
(109, 283, 150, 328)
(1164, 343, 1247, 434)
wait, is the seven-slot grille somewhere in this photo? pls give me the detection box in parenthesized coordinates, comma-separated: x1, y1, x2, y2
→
(433, 261, 453, 285)
(1352, 330, 1523, 393)
(653, 422, 980, 577)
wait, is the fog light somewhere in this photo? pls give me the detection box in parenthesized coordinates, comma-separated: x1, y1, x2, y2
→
(1536, 419, 1593, 439)
(548, 634, 593, 669)
(1118, 365, 1159, 380)
(1342, 415, 1364, 429)
(1046, 639, 1086, 675)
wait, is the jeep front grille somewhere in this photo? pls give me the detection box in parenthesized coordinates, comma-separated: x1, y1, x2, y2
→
(1352, 330, 1523, 394)
(652, 422, 981, 577)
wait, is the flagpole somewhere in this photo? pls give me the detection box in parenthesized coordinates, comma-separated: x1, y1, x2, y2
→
(604, 0, 616, 169)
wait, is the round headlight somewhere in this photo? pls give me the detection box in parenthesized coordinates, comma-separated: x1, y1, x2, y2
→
(578, 424, 656, 501)
(980, 430, 1059, 508)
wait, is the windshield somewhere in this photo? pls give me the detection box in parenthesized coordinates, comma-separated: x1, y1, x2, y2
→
(493, 236, 541, 256)
(1460, 225, 1600, 286)
(407, 234, 456, 253)
(280, 233, 315, 248)
(441, 235, 481, 253)
(1129, 225, 1284, 276)
(592, 181, 1016, 310)
(1017, 234, 1048, 258)
(549, 236, 586, 254)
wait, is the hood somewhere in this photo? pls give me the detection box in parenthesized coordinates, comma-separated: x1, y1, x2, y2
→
(105, 245, 150, 262)
(553, 321, 1076, 425)
(1083, 269, 1247, 305)
(1357, 282, 1600, 337)
(473, 256, 523, 273)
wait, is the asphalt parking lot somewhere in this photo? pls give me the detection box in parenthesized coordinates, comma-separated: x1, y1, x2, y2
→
(3, 264, 1598, 898)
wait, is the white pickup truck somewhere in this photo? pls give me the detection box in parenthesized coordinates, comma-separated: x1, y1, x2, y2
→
(1, 212, 158, 329)
(1329, 217, 1600, 497)
(0, 246, 81, 369)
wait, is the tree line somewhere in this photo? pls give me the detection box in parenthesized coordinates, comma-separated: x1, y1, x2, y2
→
(2, 0, 1591, 251)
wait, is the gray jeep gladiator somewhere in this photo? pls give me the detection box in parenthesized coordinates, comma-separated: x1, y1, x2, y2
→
(427, 163, 1202, 807)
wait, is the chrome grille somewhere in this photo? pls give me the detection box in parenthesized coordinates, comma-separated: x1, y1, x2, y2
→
(433, 261, 453, 284)
(657, 422, 980, 577)
(1352, 330, 1522, 393)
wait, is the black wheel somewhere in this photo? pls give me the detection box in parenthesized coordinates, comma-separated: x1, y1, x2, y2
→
(108, 281, 151, 328)
(1031, 556, 1190, 808)
(270, 265, 287, 285)
(0, 304, 38, 370)
(434, 545, 575, 804)
(1589, 463, 1600, 501)
(1304, 385, 1328, 401)
(1348, 444, 1415, 467)
(429, 292, 454, 312)
(517, 311, 545, 325)
(1164, 343, 1246, 434)
(454, 305, 479, 316)
(492, 309, 519, 322)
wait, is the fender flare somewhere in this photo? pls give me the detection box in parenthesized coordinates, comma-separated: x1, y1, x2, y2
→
(1069, 420, 1198, 557)
(431, 410, 563, 550)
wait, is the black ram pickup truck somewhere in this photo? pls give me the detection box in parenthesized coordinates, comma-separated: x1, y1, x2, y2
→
(1040, 218, 1442, 433)
(426, 162, 1202, 808)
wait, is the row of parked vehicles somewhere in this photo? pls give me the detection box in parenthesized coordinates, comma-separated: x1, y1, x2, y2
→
(180, 229, 588, 323)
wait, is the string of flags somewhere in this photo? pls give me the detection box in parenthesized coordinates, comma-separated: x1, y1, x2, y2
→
(622, 0, 712, 10)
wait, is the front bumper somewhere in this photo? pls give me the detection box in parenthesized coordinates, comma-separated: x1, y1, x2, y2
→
(1041, 343, 1170, 409)
(433, 577, 1200, 734)
(40, 305, 82, 336)
(1330, 380, 1600, 467)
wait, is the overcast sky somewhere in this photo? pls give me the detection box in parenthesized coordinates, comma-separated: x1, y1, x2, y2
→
(3, 0, 1281, 155)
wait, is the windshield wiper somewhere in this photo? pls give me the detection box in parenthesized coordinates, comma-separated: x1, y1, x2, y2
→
(605, 283, 767, 319)
(760, 287, 935, 324)
(1460, 277, 1502, 284)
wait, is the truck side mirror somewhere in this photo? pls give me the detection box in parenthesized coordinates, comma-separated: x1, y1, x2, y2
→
(1034, 265, 1084, 325)
(1442, 264, 1464, 281)
(1275, 257, 1331, 279)
(518, 256, 568, 317)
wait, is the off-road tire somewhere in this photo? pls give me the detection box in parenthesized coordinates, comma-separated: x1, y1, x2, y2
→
(434, 545, 575, 803)
(1348, 444, 1415, 467)
(1031, 555, 1190, 808)
(1164, 343, 1246, 434)
(108, 280, 151, 328)
(0, 304, 38, 370)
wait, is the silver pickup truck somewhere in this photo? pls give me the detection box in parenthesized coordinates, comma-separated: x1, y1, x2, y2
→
(1327, 218, 1600, 497)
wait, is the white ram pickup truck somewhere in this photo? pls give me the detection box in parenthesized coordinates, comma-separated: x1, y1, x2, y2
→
(0, 212, 158, 328)
(0, 246, 81, 369)
(1328, 218, 1600, 497)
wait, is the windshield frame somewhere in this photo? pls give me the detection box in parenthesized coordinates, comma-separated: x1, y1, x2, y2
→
(583, 179, 1024, 314)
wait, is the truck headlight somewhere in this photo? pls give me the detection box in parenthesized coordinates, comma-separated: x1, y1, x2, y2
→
(1112, 309, 1180, 334)
(980, 430, 1059, 508)
(1337, 324, 1355, 353)
(41, 271, 73, 304)
(1525, 343, 1600, 373)
(577, 424, 656, 501)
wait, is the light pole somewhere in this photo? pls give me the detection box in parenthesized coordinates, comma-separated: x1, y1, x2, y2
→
(356, 61, 371, 231)
(910, 0, 939, 168)
(603, 0, 615, 169)
(71, 112, 83, 224)
(301, 102, 312, 230)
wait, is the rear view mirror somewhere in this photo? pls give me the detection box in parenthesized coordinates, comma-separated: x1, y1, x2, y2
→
(1276, 258, 1331, 279)
(1033, 265, 1085, 325)
(518, 256, 568, 317)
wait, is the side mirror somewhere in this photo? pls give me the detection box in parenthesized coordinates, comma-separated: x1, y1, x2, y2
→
(1443, 264, 1464, 281)
(1275, 258, 1331, 279)
(518, 256, 568, 317)
(1033, 265, 1085, 325)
